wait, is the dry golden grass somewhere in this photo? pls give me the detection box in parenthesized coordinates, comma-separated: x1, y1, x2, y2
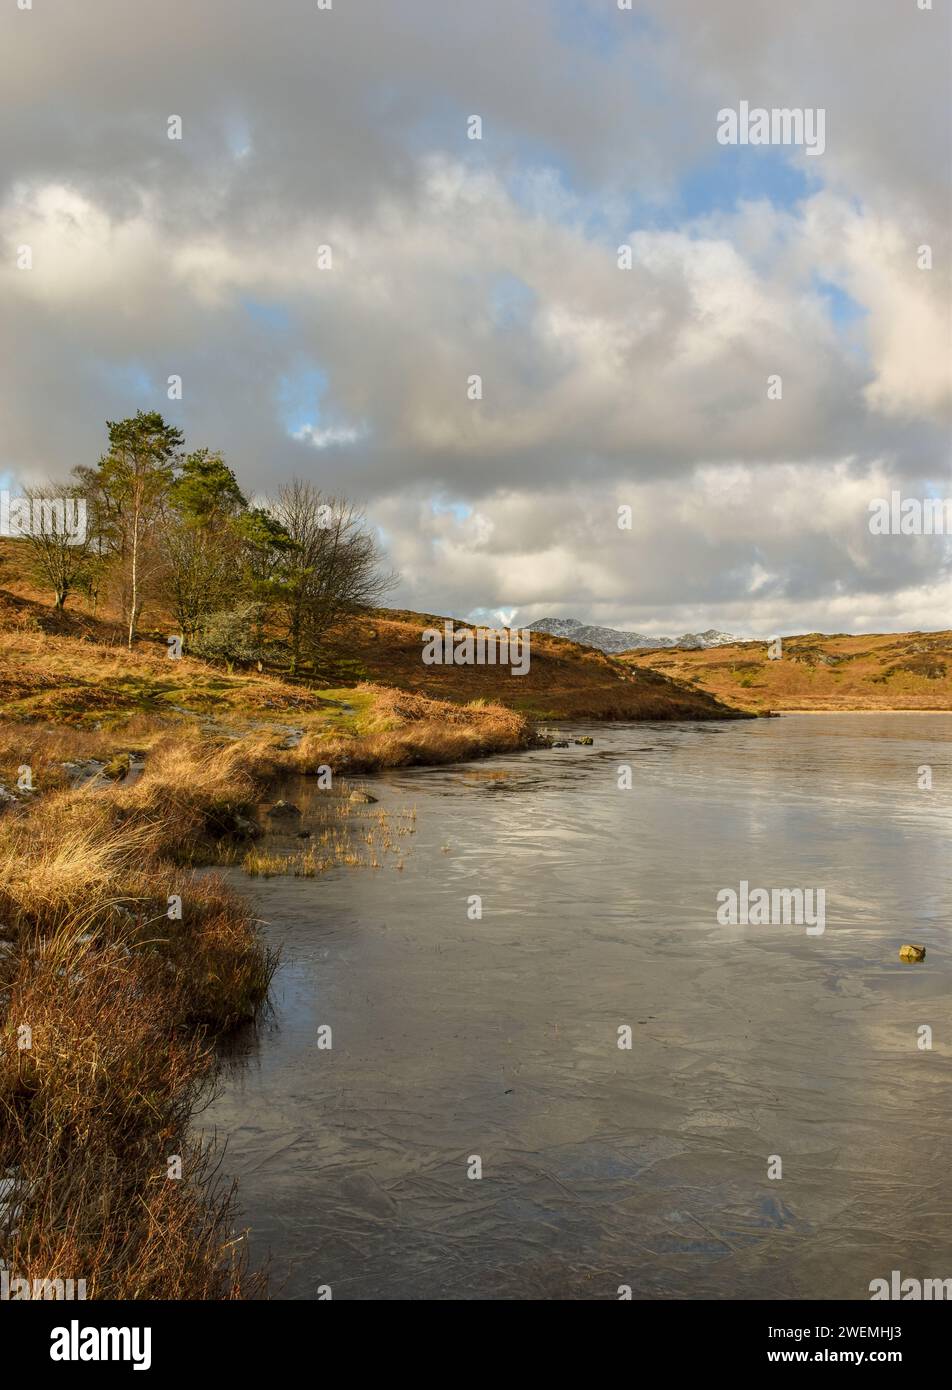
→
(0, 939, 263, 1299)
(0, 722, 127, 796)
(0, 619, 322, 728)
(286, 684, 535, 773)
(0, 578, 742, 723)
(623, 631, 952, 713)
(325, 608, 746, 718)
(242, 849, 289, 878)
(0, 802, 151, 934)
(240, 800, 411, 880)
(0, 735, 277, 1299)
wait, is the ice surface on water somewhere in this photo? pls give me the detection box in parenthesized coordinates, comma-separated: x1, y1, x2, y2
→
(202, 714, 952, 1299)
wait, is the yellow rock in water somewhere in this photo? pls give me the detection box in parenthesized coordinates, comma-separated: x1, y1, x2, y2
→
(899, 944, 926, 963)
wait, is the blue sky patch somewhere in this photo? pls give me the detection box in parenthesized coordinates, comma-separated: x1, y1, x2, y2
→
(431, 497, 474, 523)
(277, 364, 330, 435)
(243, 298, 292, 333)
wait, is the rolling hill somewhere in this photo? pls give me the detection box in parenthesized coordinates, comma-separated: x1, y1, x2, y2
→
(0, 584, 746, 725)
(620, 631, 952, 712)
(314, 607, 749, 720)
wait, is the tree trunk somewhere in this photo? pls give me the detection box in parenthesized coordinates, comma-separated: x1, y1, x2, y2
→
(127, 494, 141, 649)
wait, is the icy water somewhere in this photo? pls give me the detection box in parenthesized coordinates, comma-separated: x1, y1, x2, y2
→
(202, 714, 952, 1300)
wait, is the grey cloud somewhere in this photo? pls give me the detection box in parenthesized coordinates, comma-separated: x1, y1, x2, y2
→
(1, 0, 947, 633)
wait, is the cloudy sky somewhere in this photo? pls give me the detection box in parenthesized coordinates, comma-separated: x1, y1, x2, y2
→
(2, 0, 949, 637)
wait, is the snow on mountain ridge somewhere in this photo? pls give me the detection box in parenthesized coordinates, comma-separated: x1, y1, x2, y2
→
(527, 618, 737, 653)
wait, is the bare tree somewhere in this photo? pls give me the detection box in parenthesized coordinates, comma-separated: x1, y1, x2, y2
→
(21, 483, 94, 611)
(268, 480, 396, 673)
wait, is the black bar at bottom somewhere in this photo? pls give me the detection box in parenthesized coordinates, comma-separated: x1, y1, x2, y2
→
(3, 1298, 948, 1374)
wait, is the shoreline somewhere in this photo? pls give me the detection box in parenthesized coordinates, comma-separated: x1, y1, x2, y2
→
(768, 707, 952, 715)
(3, 629, 948, 1298)
(0, 686, 540, 1299)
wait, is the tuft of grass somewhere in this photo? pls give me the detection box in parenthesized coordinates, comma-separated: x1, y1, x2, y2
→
(286, 684, 534, 774)
(242, 849, 288, 878)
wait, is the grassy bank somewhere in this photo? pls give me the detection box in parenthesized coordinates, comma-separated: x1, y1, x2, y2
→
(0, 738, 279, 1298)
(621, 631, 952, 713)
(0, 631, 538, 1297)
(0, 581, 744, 723)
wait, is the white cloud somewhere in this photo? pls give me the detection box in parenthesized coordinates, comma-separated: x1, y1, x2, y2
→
(294, 423, 366, 449)
(0, 0, 947, 634)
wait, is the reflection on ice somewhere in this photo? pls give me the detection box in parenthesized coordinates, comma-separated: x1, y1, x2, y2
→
(201, 714, 952, 1299)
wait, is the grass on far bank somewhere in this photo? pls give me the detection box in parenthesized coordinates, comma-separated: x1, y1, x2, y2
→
(622, 630, 952, 713)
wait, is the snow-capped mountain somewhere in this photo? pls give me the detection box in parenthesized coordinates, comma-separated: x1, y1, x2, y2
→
(526, 618, 737, 654)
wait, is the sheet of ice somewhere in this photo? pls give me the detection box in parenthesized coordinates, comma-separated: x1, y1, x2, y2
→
(201, 714, 952, 1300)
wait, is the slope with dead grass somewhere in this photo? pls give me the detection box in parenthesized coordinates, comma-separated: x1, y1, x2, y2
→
(319, 609, 748, 720)
(621, 631, 952, 712)
(0, 583, 745, 724)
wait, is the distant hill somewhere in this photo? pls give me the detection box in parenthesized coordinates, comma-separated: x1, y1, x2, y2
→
(527, 617, 736, 654)
(620, 631, 952, 712)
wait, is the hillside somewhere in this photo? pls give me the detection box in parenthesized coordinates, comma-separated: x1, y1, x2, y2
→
(620, 631, 952, 712)
(330, 607, 747, 720)
(0, 584, 745, 728)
